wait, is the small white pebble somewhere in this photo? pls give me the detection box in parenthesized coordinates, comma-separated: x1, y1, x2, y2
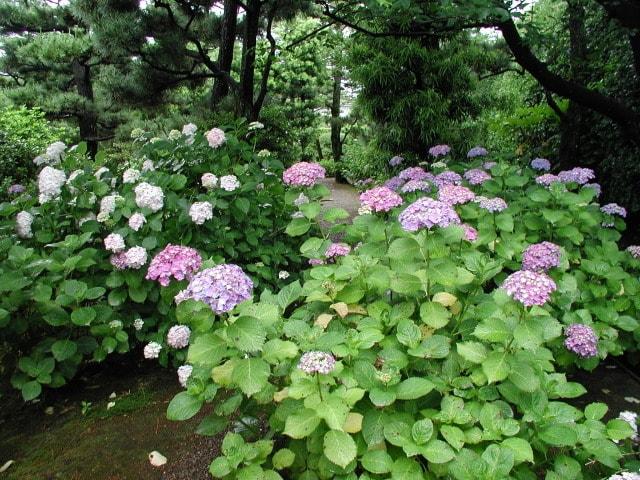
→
(149, 451, 167, 467)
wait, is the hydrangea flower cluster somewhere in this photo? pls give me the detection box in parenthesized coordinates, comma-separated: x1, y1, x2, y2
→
(502, 270, 557, 307)
(122, 168, 141, 184)
(134, 318, 144, 331)
(8, 184, 25, 195)
(98, 194, 121, 222)
(359, 186, 403, 213)
(104, 233, 126, 253)
(601, 203, 627, 217)
(220, 175, 240, 192)
(177, 365, 193, 387)
(384, 176, 405, 191)
(298, 351, 336, 375)
(608, 473, 640, 480)
(38, 166, 66, 203)
(522, 242, 561, 272)
(189, 201, 213, 225)
(530, 158, 551, 171)
(583, 183, 601, 197)
(535, 174, 560, 186)
(478, 197, 508, 212)
(182, 123, 197, 144)
(462, 224, 478, 242)
(205, 128, 226, 148)
(627, 246, 640, 259)
(618, 411, 639, 442)
(463, 169, 491, 185)
(146, 244, 202, 286)
(326, 243, 351, 259)
(434, 171, 462, 188)
(128, 213, 146, 231)
(558, 167, 595, 184)
(483, 161, 497, 170)
(134, 182, 164, 212)
(201, 173, 218, 190)
(399, 167, 432, 182)
(16, 211, 34, 239)
(467, 146, 488, 158)
(144, 342, 162, 359)
(278, 271, 290, 280)
(308, 258, 324, 266)
(167, 325, 191, 349)
(429, 144, 451, 157)
(283, 162, 326, 187)
(431, 161, 447, 169)
(124, 246, 147, 269)
(175, 264, 253, 314)
(110, 252, 128, 270)
(401, 180, 431, 193)
(389, 156, 404, 167)
(399, 197, 460, 232)
(45, 141, 66, 162)
(438, 184, 476, 205)
(563, 324, 598, 358)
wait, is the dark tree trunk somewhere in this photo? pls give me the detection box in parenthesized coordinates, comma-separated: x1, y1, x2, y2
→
(330, 67, 343, 162)
(238, 0, 261, 119)
(211, 0, 238, 106)
(71, 59, 98, 158)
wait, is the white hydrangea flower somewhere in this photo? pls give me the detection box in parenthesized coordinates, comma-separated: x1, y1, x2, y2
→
(291, 211, 305, 219)
(358, 205, 373, 215)
(431, 161, 447, 169)
(248, 121, 264, 131)
(189, 201, 213, 225)
(128, 213, 146, 231)
(45, 141, 66, 163)
(33, 155, 48, 166)
(168, 129, 181, 140)
(130, 128, 145, 140)
(125, 246, 147, 269)
(149, 137, 161, 143)
(619, 411, 639, 441)
(177, 365, 193, 387)
(143, 342, 162, 359)
(205, 128, 226, 149)
(16, 211, 34, 239)
(123, 168, 141, 184)
(201, 173, 218, 190)
(38, 166, 66, 203)
(182, 123, 197, 137)
(104, 233, 126, 253)
(256, 183, 265, 190)
(167, 325, 191, 349)
(142, 159, 155, 172)
(133, 318, 144, 331)
(608, 473, 640, 480)
(257, 149, 270, 157)
(95, 166, 110, 179)
(97, 211, 110, 223)
(220, 175, 240, 192)
(278, 271, 290, 280)
(134, 182, 164, 212)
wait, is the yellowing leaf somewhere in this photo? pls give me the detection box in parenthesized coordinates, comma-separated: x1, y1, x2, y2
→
(348, 304, 367, 315)
(211, 359, 237, 386)
(274, 388, 289, 402)
(432, 292, 457, 307)
(315, 313, 333, 329)
(331, 302, 349, 318)
(450, 301, 462, 315)
(344, 412, 363, 433)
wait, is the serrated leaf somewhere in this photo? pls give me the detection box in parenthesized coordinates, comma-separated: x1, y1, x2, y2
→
(323, 430, 356, 468)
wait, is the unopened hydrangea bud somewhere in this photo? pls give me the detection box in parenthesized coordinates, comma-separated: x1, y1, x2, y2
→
(134, 318, 144, 330)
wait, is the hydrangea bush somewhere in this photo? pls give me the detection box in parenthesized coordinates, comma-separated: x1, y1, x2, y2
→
(0, 126, 316, 400)
(165, 154, 640, 479)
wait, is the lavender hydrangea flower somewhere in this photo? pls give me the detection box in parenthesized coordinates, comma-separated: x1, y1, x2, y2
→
(627, 246, 640, 259)
(399, 167, 432, 182)
(502, 270, 557, 307)
(428, 144, 451, 157)
(478, 197, 508, 213)
(384, 176, 405, 191)
(401, 180, 431, 193)
(8, 184, 25, 195)
(389, 156, 404, 167)
(359, 186, 403, 213)
(298, 351, 336, 374)
(522, 242, 561, 272)
(175, 264, 253, 314)
(462, 224, 478, 242)
(309, 258, 324, 266)
(125, 246, 148, 269)
(558, 167, 595, 185)
(583, 183, 601, 197)
(464, 169, 491, 185)
(177, 365, 193, 387)
(564, 324, 598, 358)
(483, 161, 497, 170)
(144, 342, 162, 359)
(601, 203, 627, 217)
(399, 197, 460, 232)
(167, 325, 191, 349)
(283, 162, 326, 187)
(110, 252, 128, 270)
(146, 244, 202, 287)
(326, 242, 351, 259)
(535, 174, 560, 187)
(104, 233, 125, 253)
(438, 184, 476, 205)
(434, 171, 462, 188)
(467, 146, 488, 158)
(531, 158, 551, 171)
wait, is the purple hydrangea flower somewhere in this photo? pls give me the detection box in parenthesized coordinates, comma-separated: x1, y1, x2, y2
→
(478, 197, 507, 213)
(401, 179, 431, 193)
(360, 186, 403, 213)
(558, 167, 595, 185)
(464, 169, 491, 185)
(531, 158, 551, 171)
(175, 264, 253, 314)
(627, 246, 640, 259)
(8, 184, 25, 195)
(502, 270, 557, 307)
(283, 162, 326, 187)
(583, 183, 601, 197)
(326, 242, 351, 258)
(398, 197, 460, 232)
(438, 184, 476, 205)
(483, 161, 497, 170)
(389, 156, 404, 167)
(536, 174, 561, 187)
(462, 224, 478, 242)
(434, 171, 462, 188)
(522, 242, 561, 272)
(467, 146, 488, 158)
(601, 203, 627, 217)
(564, 324, 598, 358)
(428, 144, 451, 157)
(298, 351, 336, 374)
(167, 325, 191, 349)
(146, 244, 202, 287)
(384, 176, 405, 191)
(399, 167, 432, 182)
(110, 252, 128, 270)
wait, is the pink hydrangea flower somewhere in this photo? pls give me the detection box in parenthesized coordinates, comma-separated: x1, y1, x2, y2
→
(360, 186, 403, 213)
(502, 270, 557, 307)
(438, 184, 476, 205)
(146, 244, 202, 287)
(464, 169, 491, 185)
(283, 162, 326, 187)
(462, 224, 478, 242)
(205, 128, 226, 148)
(564, 324, 598, 358)
(326, 243, 351, 258)
(522, 242, 561, 272)
(399, 197, 460, 232)
(399, 167, 432, 182)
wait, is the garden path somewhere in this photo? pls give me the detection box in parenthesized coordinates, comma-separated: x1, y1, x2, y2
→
(319, 177, 360, 221)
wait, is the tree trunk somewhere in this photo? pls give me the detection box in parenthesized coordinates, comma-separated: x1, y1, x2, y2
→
(330, 66, 343, 162)
(211, 0, 238, 106)
(71, 59, 98, 158)
(238, 0, 261, 119)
